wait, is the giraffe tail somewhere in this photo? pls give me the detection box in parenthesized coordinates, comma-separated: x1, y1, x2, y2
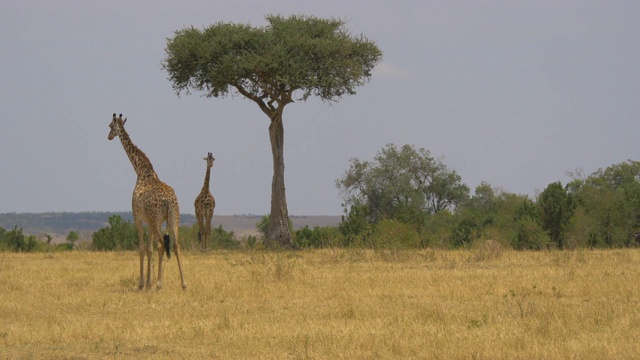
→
(163, 234, 171, 259)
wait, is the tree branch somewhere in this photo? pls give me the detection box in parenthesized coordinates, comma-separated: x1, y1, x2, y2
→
(234, 82, 272, 117)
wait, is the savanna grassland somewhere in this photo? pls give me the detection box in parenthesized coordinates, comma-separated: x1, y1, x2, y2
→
(1, 247, 639, 359)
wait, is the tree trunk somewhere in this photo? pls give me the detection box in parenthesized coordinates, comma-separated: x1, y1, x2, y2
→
(267, 112, 293, 248)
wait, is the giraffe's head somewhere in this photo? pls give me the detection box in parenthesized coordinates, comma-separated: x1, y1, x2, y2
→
(204, 152, 215, 168)
(108, 113, 127, 140)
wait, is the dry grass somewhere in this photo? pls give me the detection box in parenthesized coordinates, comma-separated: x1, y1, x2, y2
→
(1, 248, 639, 359)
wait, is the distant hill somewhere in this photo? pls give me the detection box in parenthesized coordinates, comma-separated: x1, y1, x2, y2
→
(0, 212, 341, 241)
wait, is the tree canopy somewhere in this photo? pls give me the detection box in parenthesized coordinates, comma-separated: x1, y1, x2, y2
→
(163, 14, 382, 111)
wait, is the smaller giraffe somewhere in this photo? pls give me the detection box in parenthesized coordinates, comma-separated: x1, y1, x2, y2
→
(194, 152, 216, 251)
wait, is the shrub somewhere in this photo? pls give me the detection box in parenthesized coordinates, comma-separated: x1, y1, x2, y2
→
(92, 215, 139, 251)
(294, 225, 341, 248)
(178, 223, 200, 251)
(369, 219, 421, 250)
(471, 239, 504, 261)
(420, 211, 455, 248)
(338, 204, 373, 247)
(0, 226, 43, 252)
(256, 215, 294, 241)
(211, 225, 240, 249)
(511, 217, 550, 250)
(179, 224, 239, 251)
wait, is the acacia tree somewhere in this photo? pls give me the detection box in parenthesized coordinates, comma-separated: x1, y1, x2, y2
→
(163, 14, 382, 247)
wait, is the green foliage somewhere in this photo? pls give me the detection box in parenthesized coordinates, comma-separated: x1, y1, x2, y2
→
(369, 219, 421, 250)
(255, 215, 294, 240)
(55, 243, 74, 251)
(452, 217, 481, 247)
(92, 215, 139, 251)
(537, 182, 575, 249)
(587, 160, 640, 189)
(0, 212, 197, 240)
(335, 152, 640, 251)
(568, 161, 640, 248)
(294, 225, 342, 248)
(337, 204, 373, 246)
(66, 231, 79, 248)
(511, 216, 550, 250)
(450, 183, 499, 247)
(509, 195, 548, 250)
(420, 211, 456, 248)
(564, 207, 596, 249)
(211, 225, 240, 249)
(256, 215, 270, 238)
(178, 223, 200, 251)
(163, 14, 382, 103)
(0, 226, 41, 252)
(245, 235, 258, 248)
(179, 224, 239, 251)
(336, 143, 469, 225)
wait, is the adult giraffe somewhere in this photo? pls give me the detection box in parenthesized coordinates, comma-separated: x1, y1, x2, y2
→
(108, 113, 186, 290)
(194, 152, 216, 251)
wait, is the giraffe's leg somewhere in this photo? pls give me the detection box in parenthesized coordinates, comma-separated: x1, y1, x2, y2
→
(204, 222, 211, 252)
(169, 215, 187, 290)
(202, 227, 206, 252)
(146, 231, 153, 289)
(200, 223, 205, 252)
(135, 219, 145, 290)
(174, 239, 187, 290)
(153, 225, 165, 290)
(204, 208, 213, 252)
(195, 208, 204, 252)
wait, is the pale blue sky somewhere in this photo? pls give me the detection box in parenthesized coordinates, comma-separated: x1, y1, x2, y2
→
(1, 0, 639, 215)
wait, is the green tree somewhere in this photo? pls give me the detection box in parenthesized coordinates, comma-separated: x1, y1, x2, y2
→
(466, 181, 496, 213)
(538, 181, 575, 249)
(569, 161, 640, 247)
(336, 144, 469, 225)
(453, 182, 498, 246)
(66, 231, 79, 249)
(593, 161, 640, 245)
(163, 14, 382, 248)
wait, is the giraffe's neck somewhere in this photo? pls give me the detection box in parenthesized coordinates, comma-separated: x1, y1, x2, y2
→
(118, 126, 158, 180)
(200, 165, 212, 194)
